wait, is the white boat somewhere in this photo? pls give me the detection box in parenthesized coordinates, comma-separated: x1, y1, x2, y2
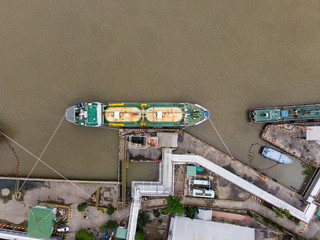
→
(261, 147, 294, 164)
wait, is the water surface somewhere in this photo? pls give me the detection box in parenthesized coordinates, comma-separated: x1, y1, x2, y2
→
(0, 1, 319, 189)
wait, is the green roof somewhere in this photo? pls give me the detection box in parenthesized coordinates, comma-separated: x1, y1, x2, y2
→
(187, 166, 196, 177)
(87, 104, 98, 126)
(27, 205, 55, 239)
(116, 227, 127, 239)
(317, 209, 320, 217)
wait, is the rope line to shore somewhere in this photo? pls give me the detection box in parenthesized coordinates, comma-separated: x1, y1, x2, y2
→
(1, 131, 93, 200)
(208, 118, 235, 160)
(0, 132, 19, 176)
(18, 115, 65, 192)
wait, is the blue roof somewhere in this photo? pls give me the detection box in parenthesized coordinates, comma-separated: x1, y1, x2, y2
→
(196, 166, 203, 172)
(281, 110, 289, 118)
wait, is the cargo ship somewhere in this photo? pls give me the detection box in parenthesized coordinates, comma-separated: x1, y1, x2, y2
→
(65, 102, 209, 128)
(261, 147, 294, 164)
(249, 103, 320, 123)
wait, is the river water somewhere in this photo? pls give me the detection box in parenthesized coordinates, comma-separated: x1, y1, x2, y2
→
(0, 1, 319, 190)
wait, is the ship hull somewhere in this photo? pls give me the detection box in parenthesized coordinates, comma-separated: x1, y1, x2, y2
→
(66, 102, 209, 128)
(249, 103, 320, 123)
(261, 147, 294, 164)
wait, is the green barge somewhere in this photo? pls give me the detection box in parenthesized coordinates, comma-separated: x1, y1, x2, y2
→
(249, 103, 320, 123)
(66, 102, 209, 128)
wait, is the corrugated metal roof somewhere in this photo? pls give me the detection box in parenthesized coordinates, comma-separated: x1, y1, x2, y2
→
(168, 217, 255, 240)
(306, 126, 320, 141)
(27, 206, 55, 239)
(116, 227, 127, 239)
(187, 166, 196, 177)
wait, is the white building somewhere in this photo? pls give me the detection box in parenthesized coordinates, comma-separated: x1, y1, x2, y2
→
(168, 217, 255, 240)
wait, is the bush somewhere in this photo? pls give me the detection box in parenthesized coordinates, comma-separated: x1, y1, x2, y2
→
(135, 231, 145, 240)
(153, 209, 161, 218)
(99, 225, 107, 233)
(246, 211, 253, 218)
(273, 208, 284, 218)
(53, 218, 68, 227)
(75, 229, 93, 240)
(261, 216, 284, 233)
(77, 202, 88, 212)
(165, 195, 183, 214)
(160, 209, 167, 215)
(105, 220, 118, 230)
(107, 205, 115, 215)
(137, 211, 151, 228)
(184, 206, 198, 220)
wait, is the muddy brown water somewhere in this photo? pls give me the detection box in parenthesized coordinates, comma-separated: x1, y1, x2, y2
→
(0, 1, 319, 190)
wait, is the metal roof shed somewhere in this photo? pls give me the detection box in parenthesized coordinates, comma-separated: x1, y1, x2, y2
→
(306, 126, 320, 141)
(168, 217, 255, 240)
(27, 205, 56, 239)
(157, 133, 178, 148)
(116, 227, 127, 239)
(187, 166, 196, 177)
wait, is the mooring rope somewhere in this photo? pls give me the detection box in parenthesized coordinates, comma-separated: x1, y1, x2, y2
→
(0, 132, 19, 176)
(248, 143, 280, 171)
(18, 115, 65, 192)
(208, 118, 235, 160)
(1, 130, 93, 200)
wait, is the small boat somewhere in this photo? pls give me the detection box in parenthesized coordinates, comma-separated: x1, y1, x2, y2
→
(261, 147, 294, 164)
(65, 102, 210, 128)
(249, 103, 320, 123)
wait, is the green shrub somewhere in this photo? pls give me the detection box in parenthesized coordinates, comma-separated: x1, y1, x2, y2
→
(153, 209, 161, 218)
(184, 206, 198, 220)
(165, 195, 183, 214)
(246, 211, 253, 218)
(77, 202, 88, 212)
(135, 231, 145, 240)
(105, 220, 118, 230)
(137, 211, 151, 228)
(107, 205, 115, 215)
(75, 229, 93, 240)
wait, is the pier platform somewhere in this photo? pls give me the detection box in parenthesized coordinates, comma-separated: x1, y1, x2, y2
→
(262, 124, 320, 167)
(119, 129, 309, 210)
(175, 131, 307, 211)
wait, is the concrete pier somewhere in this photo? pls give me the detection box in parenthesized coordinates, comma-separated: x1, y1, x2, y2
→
(119, 129, 309, 210)
(175, 131, 307, 211)
(262, 124, 320, 167)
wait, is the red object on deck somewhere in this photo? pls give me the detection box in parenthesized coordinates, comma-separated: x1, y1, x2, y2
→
(142, 130, 157, 146)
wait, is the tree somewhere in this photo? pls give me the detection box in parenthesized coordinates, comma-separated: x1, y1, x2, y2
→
(153, 209, 160, 218)
(281, 208, 291, 218)
(99, 225, 107, 233)
(75, 229, 93, 240)
(273, 208, 284, 218)
(184, 206, 198, 219)
(77, 202, 88, 212)
(107, 205, 115, 215)
(53, 218, 68, 227)
(135, 231, 145, 240)
(105, 220, 119, 230)
(165, 195, 183, 214)
(137, 211, 151, 228)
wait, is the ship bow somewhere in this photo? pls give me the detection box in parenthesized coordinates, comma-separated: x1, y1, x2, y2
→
(65, 106, 75, 123)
